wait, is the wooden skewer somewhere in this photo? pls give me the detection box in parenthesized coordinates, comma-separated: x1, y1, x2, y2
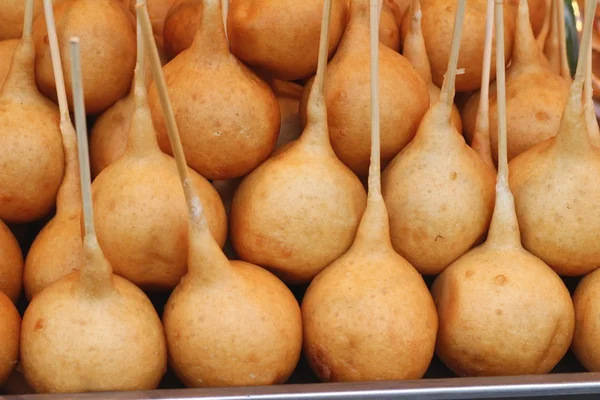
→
(43, 0, 70, 122)
(136, 1, 206, 226)
(370, 0, 382, 194)
(43, 0, 81, 213)
(553, 0, 596, 150)
(137, 4, 189, 187)
(479, 0, 494, 126)
(439, 0, 467, 110)
(136, 1, 146, 91)
(471, 0, 495, 169)
(222, 0, 229, 45)
(573, 0, 597, 87)
(557, 0, 571, 80)
(495, 0, 508, 178)
(300, 0, 332, 150)
(486, 0, 522, 247)
(69, 36, 113, 292)
(23, 0, 34, 37)
(536, 0, 551, 50)
(69, 37, 96, 243)
(315, 0, 333, 96)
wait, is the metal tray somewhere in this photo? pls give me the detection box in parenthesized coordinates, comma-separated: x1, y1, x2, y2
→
(2, 373, 600, 400)
(2, 338, 599, 400)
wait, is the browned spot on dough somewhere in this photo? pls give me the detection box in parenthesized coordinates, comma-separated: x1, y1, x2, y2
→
(412, 229, 428, 242)
(535, 111, 549, 121)
(450, 171, 458, 180)
(495, 309, 503, 316)
(113, 112, 126, 125)
(254, 234, 266, 248)
(108, 199, 117, 213)
(465, 270, 475, 278)
(255, 234, 293, 258)
(347, 337, 358, 349)
(34, 319, 44, 332)
(309, 346, 333, 382)
(280, 247, 293, 258)
(495, 275, 507, 285)
(273, 369, 289, 384)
